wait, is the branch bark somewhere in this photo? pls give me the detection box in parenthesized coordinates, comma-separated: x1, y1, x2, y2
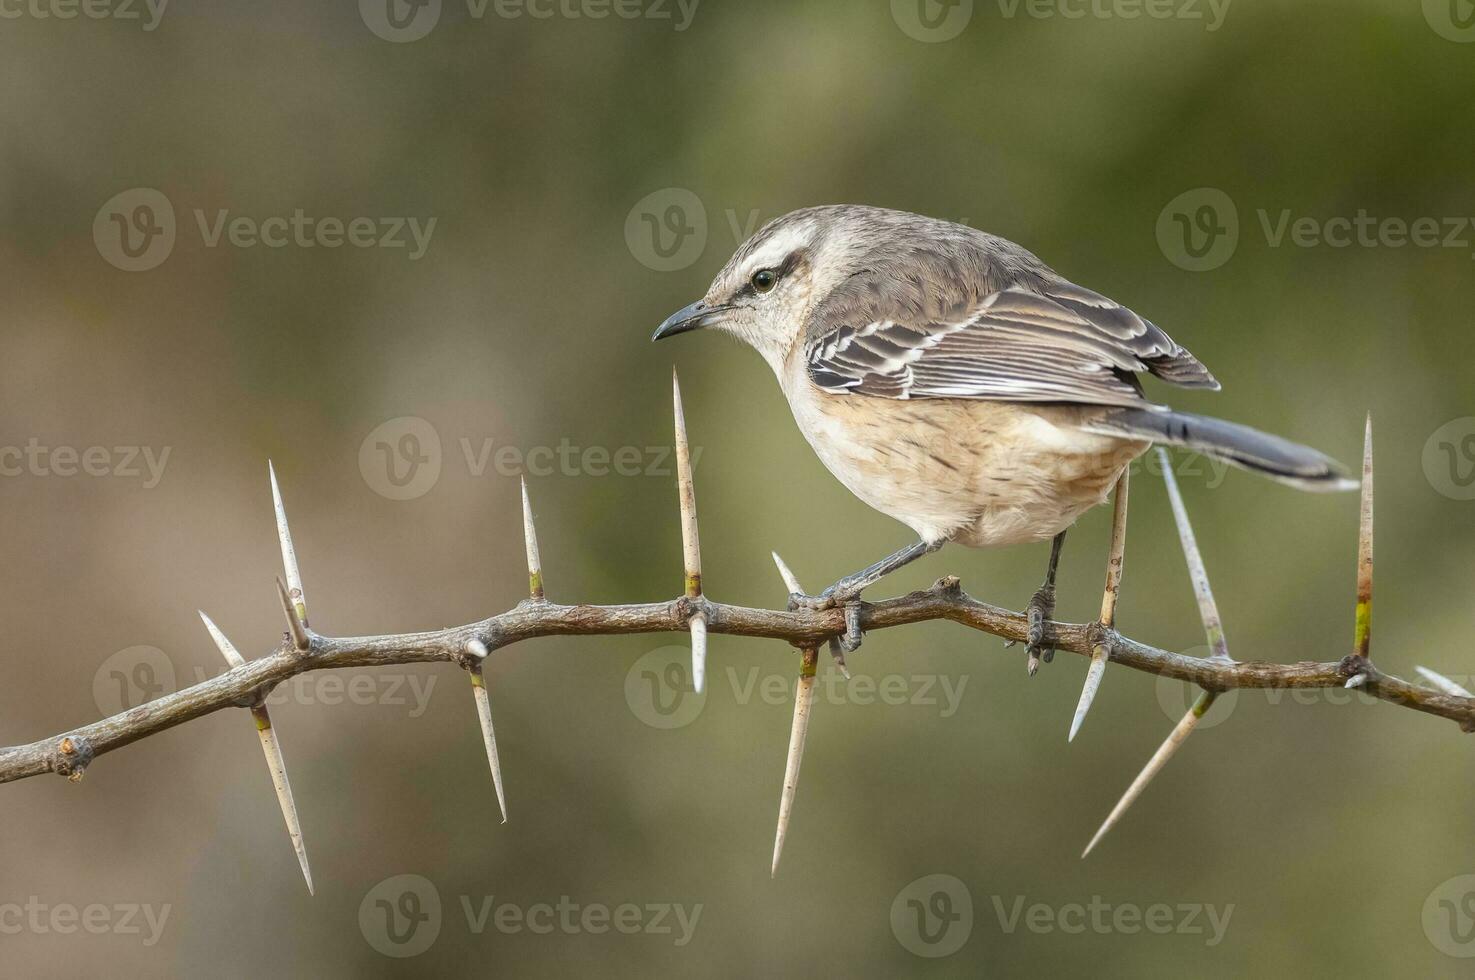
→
(2, 577, 1470, 785)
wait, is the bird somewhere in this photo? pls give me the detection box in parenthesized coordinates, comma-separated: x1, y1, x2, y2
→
(651, 204, 1353, 665)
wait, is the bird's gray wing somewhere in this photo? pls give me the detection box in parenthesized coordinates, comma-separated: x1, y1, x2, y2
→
(806, 282, 1219, 409)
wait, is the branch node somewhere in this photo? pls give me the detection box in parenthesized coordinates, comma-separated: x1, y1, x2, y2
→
(53, 735, 93, 781)
(933, 575, 962, 596)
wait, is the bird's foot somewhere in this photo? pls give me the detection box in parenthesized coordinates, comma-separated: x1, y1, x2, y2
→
(788, 583, 867, 654)
(1025, 584, 1057, 677)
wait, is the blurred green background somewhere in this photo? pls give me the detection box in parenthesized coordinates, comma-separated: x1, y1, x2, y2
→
(3, 0, 1475, 975)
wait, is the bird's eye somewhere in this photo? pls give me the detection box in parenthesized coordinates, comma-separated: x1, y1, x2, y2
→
(750, 268, 778, 293)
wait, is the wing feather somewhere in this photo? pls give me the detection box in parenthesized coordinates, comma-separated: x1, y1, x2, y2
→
(806, 285, 1218, 408)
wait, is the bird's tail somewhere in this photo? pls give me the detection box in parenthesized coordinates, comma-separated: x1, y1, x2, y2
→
(1082, 407, 1357, 493)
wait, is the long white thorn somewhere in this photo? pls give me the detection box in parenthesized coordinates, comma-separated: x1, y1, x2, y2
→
(1071, 472, 1129, 742)
(772, 648, 818, 878)
(1069, 650, 1109, 743)
(521, 477, 544, 601)
(771, 551, 803, 596)
(689, 614, 707, 697)
(1081, 691, 1216, 859)
(1416, 666, 1473, 699)
(1082, 455, 1231, 856)
(673, 368, 706, 693)
(199, 610, 245, 668)
(269, 461, 308, 627)
(1158, 448, 1228, 660)
(466, 641, 507, 824)
(252, 706, 314, 895)
(199, 610, 313, 894)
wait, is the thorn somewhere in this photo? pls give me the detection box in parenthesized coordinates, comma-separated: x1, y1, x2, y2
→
(199, 611, 245, 668)
(520, 477, 544, 601)
(269, 461, 308, 627)
(203, 611, 311, 890)
(1081, 454, 1237, 855)
(275, 576, 309, 652)
(1099, 471, 1130, 629)
(771, 551, 803, 596)
(249, 704, 314, 894)
(689, 613, 707, 695)
(772, 647, 818, 878)
(1354, 414, 1374, 663)
(673, 369, 705, 691)
(1081, 690, 1216, 859)
(1072, 471, 1129, 743)
(1416, 666, 1473, 699)
(772, 553, 848, 677)
(1345, 673, 1368, 689)
(826, 638, 851, 680)
(467, 653, 508, 824)
(1069, 647, 1109, 742)
(1157, 448, 1229, 661)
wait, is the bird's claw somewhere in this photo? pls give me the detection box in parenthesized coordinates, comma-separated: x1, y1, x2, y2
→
(787, 589, 866, 654)
(1025, 584, 1057, 676)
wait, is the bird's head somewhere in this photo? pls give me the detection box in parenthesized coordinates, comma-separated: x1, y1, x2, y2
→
(651, 206, 874, 370)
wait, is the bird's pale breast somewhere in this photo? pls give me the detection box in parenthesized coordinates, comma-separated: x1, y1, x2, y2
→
(781, 366, 1146, 548)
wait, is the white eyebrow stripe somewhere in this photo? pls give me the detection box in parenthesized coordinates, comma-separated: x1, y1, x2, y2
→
(741, 221, 814, 276)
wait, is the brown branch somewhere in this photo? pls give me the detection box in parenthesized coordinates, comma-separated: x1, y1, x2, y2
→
(0, 403, 1462, 892)
(2, 577, 1471, 786)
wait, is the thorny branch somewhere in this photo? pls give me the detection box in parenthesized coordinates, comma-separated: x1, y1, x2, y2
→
(0, 383, 1467, 889)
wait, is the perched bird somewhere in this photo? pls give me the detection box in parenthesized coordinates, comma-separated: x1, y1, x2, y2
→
(652, 205, 1352, 663)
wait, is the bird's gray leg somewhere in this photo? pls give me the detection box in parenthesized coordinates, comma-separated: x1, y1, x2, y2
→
(1025, 530, 1068, 676)
(789, 539, 944, 653)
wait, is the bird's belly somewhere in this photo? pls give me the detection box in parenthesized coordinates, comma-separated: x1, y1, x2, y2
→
(789, 390, 1146, 548)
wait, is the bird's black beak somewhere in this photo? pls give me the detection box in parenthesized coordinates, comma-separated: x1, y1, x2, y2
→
(652, 301, 729, 341)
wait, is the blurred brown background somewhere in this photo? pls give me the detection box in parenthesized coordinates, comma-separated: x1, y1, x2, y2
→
(3, 0, 1475, 975)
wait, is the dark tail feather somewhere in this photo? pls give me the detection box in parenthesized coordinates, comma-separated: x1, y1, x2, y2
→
(1084, 408, 1357, 493)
